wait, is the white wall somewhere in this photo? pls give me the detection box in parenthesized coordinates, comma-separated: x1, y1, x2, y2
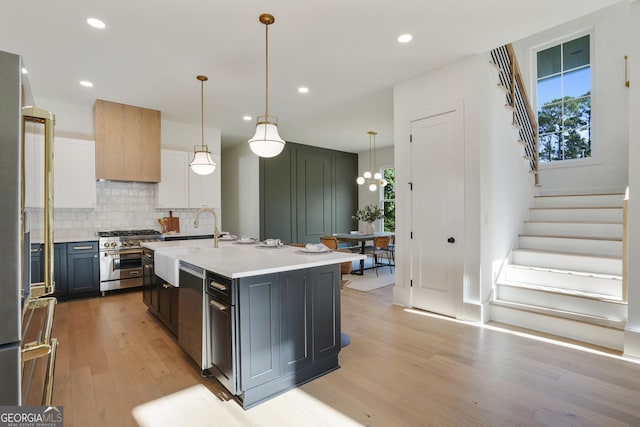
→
(221, 142, 260, 238)
(624, 0, 640, 359)
(481, 54, 537, 312)
(512, 2, 630, 195)
(393, 53, 536, 321)
(394, 55, 484, 319)
(356, 145, 394, 232)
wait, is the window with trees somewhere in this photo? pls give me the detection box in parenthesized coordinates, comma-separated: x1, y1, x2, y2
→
(382, 167, 395, 231)
(536, 34, 591, 162)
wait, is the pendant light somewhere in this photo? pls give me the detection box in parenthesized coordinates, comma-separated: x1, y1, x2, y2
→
(357, 131, 388, 192)
(190, 75, 217, 175)
(248, 13, 285, 158)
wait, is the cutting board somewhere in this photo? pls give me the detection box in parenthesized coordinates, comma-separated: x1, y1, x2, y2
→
(167, 211, 180, 233)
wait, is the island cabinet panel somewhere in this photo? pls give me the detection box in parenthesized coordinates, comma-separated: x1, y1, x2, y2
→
(312, 266, 341, 360)
(238, 274, 281, 391)
(279, 269, 313, 374)
(142, 249, 157, 311)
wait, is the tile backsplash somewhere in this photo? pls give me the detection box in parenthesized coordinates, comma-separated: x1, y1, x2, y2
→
(29, 180, 218, 240)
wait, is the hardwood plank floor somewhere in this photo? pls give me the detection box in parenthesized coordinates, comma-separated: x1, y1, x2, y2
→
(49, 286, 640, 426)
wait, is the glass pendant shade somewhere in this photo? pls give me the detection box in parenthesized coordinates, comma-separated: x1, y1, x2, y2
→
(356, 176, 365, 185)
(248, 117, 285, 158)
(369, 184, 377, 192)
(374, 172, 382, 180)
(190, 146, 216, 175)
(363, 171, 372, 179)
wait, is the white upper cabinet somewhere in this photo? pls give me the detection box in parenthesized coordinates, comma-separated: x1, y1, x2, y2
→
(25, 134, 96, 209)
(188, 153, 221, 208)
(156, 149, 189, 208)
(156, 149, 221, 209)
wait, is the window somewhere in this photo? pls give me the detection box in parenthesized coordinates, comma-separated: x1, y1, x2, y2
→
(536, 34, 591, 162)
(382, 167, 395, 231)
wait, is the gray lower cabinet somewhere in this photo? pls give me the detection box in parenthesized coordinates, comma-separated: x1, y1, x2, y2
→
(31, 243, 73, 300)
(236, 264, 341, 408)
(142, 248, 179, 336)
(66, 242, 99, 296)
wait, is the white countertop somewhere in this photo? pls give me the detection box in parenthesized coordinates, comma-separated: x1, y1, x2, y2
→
(144, 239, 366, 279)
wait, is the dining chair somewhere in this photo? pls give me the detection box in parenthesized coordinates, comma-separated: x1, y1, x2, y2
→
(320, 236, 339, 250)
(372, 235, 393, 276)
(380, 235, 395, 267)
(335, 248, 353, 288)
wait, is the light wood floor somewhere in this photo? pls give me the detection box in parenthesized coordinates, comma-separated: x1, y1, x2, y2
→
(46, 285, 640, 426)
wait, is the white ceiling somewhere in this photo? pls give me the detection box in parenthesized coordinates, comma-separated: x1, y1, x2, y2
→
(1, 0, 621, 152)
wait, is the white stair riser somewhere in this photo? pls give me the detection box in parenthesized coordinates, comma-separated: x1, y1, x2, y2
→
(495, 284, 627, 320)
(490, 304, 624, 350)
(512, 250, 622, 275)
(533, 194, 624, 208)
(529, 208, 622, 223)
(524, 222, 622, 238)
(518, 235, 622, 257)
(505, 266, 622, 297)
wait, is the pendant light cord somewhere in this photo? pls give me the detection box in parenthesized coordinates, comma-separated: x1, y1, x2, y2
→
(265, 22, 269, 117)
(201, 79, 205, 147)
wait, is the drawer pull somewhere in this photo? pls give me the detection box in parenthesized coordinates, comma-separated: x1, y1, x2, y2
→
(31, 248, 40, 253)
(163, 283, 171, 289)
(209, 281, 228, 291)
(73, 245, 94, 251)
(209, 299, 228, 311)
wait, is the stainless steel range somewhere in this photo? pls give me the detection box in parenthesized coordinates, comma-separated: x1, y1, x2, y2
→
(97, 229, 163, 294)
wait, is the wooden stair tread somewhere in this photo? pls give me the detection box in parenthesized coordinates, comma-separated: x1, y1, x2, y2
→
(490, 300, 627, 329)
(512, 247, 622, 261)
(518, 234, 622, 242)
(524, 220, 622, 225)
(507, 264, 622, 280)
(497, 280, 625, 303)
(534, 193, 625, 197)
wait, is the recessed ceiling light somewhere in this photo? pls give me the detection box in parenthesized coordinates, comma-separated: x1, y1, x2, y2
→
(87, 18, 106, 29)
(21, 68, 28, 74)
(243, 116, 252, 121)
(298, 87, 309, 94)
(80, 80, 94, 87)
(397, 34, 413, 43)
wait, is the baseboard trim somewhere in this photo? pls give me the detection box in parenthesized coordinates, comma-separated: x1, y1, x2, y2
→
(392, 286, 411, 307)
(623, 328, 640, 359)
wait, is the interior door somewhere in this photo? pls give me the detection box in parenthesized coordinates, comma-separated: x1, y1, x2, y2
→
(410, 107, 464, 318)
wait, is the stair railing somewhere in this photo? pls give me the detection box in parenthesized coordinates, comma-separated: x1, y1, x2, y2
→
(490, 44, 540, 186)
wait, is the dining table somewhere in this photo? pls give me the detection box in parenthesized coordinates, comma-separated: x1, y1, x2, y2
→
(332, 231, 395, 275)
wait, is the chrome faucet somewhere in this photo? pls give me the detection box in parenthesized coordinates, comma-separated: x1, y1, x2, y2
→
(194, 207, 220, 248)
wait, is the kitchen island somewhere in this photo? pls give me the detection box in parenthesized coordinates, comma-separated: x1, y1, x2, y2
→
(142, 239, 365, 408)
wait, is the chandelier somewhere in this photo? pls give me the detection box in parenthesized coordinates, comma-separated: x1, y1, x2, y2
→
(356, 131, 387, 191)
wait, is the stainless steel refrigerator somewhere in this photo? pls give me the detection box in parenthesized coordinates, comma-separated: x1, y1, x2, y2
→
(0, 49, 58, 406)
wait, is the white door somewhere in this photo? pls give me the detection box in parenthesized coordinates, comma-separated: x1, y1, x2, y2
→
(410, 107, 464, 318)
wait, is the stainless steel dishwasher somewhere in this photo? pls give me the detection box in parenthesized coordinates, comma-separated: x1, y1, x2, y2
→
(206, 272, 237, 394)
(178, 261, 209, 370)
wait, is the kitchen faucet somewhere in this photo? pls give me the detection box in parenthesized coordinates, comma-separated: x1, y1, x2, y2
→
(194, 207, 220, 248)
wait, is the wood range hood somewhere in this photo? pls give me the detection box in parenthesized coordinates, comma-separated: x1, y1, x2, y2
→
(94, 99, 161, 183)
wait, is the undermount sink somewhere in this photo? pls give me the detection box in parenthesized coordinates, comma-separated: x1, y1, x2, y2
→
(155, 247, 215, 286)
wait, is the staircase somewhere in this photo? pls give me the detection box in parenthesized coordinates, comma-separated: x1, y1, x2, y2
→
(491, 193, 627, 350)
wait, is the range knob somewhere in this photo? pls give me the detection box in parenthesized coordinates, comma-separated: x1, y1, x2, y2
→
(110, 242, 117, 247)
(104, 242, 110, 248)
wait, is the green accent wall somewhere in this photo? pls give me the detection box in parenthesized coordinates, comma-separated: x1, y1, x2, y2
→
(260, 142, 357, 244)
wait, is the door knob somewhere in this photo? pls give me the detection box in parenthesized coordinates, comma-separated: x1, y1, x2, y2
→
(447, 237, 455, 243)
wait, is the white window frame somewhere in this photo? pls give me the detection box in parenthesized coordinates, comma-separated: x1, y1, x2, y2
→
(532, 28, 598, 169)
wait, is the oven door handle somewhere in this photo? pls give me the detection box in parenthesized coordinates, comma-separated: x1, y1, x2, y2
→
(113, 249, 143, 256)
